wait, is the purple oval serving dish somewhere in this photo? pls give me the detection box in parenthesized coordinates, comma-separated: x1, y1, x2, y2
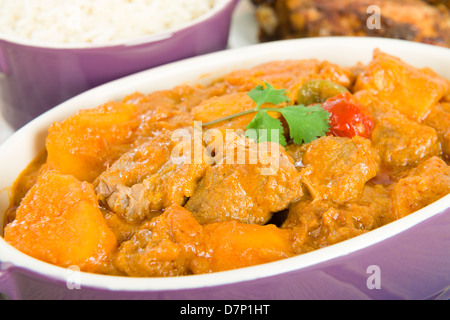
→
(0, 0, 239, 130)
(0, 37, 449, 300)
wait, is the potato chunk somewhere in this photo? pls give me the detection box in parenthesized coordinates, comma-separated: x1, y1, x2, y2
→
(192, 221, 294, 274)
(391, 157, 450, 218)
(192, 92, 258, 130)
(294, 136, 380, 204)
(372, 111, 441, 172)
(354, 49, 448, 122)
(46, 102, 140, 182)
(4, 171, 117, 273)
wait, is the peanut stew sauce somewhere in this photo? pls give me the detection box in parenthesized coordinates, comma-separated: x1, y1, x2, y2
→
(3, 50, 450, 277)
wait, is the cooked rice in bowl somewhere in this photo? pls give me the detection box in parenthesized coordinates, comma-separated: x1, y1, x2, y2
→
(0, 0, 218, 45)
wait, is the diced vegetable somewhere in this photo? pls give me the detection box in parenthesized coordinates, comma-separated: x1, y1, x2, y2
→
(4, 171, 118, 273)
(297, 79, 349, 106)
(46, 102, 140, 182)
(354, 49, 448, 122)
(322, 92, 375, 139)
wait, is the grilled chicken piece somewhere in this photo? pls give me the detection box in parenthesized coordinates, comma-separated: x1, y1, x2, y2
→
(251, 0, 450, 47)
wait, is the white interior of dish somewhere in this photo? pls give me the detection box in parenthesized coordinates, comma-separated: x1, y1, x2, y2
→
(0, 37, 449, 292)
(0, 0, 235, 49)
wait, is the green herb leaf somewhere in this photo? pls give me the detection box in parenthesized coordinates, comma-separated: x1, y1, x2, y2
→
(245, 111, 288, 146)
(202, 81, 330, 147)
(247, 82, 291, 110)
(279, 104, 331, 145)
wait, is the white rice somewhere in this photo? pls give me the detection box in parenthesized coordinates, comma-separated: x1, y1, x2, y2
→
(0, 0, 218, 45)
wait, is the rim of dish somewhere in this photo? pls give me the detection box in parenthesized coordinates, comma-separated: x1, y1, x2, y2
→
(0, 0, 234, 49)
(0, 195, 448, 292)
(0, 37, 449, 292)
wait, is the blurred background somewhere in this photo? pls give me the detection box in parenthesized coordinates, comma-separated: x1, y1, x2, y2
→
(1, 0, 449, 142)
(249, 0, 450, 46)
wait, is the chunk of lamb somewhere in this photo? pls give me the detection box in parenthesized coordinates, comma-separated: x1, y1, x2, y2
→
(282, 184, 394, 254)
(391, 156, 450, 219)
(185, 134, 303, 225)
(425, 103, 450, 159)
(372, 111, 442, 174)
(94, 130, 209, 223)
(288, 135, 380, 204)
(113, 205, 295, 277)
(355, 90, 442, 174)
(113, 205, 203, 277)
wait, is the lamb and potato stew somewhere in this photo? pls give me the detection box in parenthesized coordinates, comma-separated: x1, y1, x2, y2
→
(3, 49, 450, 277)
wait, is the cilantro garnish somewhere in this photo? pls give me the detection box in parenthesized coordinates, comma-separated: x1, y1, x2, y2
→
(245, 110, 288, 146)
(202, 82, 331, 146)
(277, 104, 330, 145)
(247, 83, 291, 110)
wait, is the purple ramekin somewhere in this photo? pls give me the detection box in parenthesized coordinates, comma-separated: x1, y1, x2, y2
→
(0, 0, 239, 130)
(1, 205, 450, 300)
(0, 37, 449, 300)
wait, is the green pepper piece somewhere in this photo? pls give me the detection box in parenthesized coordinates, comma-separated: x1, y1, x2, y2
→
(297, 80, 349, 106)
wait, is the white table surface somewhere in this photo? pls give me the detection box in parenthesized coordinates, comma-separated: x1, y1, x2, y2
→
(0, 0, 258, 146)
